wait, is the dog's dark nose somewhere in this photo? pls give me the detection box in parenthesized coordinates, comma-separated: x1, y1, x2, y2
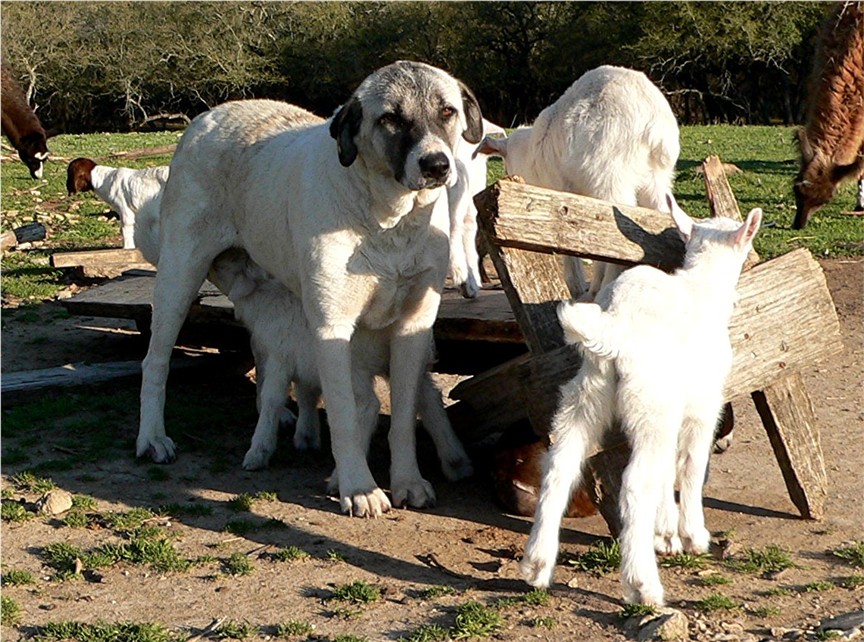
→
(418, 152, 450, 183)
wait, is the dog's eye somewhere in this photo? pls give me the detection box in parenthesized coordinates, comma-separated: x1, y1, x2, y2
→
(378, 113, 402, 128)
(441, 106, 456, 120)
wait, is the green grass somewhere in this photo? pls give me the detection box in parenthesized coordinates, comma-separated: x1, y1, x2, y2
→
(529, 616, 556, 629)
(803, 580, 835, 593)
(222, 553, 254, 577)
(1, 500, 33, 523)
(451, 601, 502, 639)
(400, 624, 450, 642)
(567, 539, 621, 574)
(419, 585, 457, 599)
(275, 620, 314, 637)
(694, 593, 740, 612)
(840, 574, 864, 589)
(331, 581, 380, 604)
(43, 537, 191, 576)
(157, 502, 213, 518)
(9, 471, 56, 493)
(494, 589, 550, 609)
(699, 574, 733, 587)
(659, 552, 711, 569)
(214, 620, 256, 639)
(1, 595, 23, 627)
(749, 605, 782, 618)
(832, 541, 864, 568)
(35, 620, 184, 642)
(728, 544, 796, 575)
(1, 569, 36, 586)
(620, 603, 657, 619)
(227, 491, 278, 512)
(269, 546, 310, 562)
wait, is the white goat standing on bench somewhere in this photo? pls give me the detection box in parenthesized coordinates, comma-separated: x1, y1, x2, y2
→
(521, 195, 762, 606)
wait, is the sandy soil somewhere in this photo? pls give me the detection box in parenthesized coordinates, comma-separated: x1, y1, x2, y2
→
(1, 258, 862, 641)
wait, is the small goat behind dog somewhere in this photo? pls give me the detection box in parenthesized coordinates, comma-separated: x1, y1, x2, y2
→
(521, 195, 761, 606)
(67, 158, 169, 249)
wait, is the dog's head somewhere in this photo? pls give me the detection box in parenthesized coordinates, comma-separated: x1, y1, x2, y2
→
(330, 61, 483, 192)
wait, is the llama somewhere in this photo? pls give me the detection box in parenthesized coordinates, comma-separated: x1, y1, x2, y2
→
(448, 119, 505, 298)
(520, 195, 762, 605)
(1, 63, 49, 179)
(67, 158, 170, 249)
(134, 197, 474, 483)
(477, 65, 679, 299)
(793, 1, 864, 229)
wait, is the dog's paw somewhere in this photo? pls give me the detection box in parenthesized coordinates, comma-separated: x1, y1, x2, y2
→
(654, 533, 683, 556)
(136, 435, 176, 463)
(242, 444, 274, 471)
(681, 527, 711, 554)
(520, 546, 555, 588)
(293, 415, 321, 451)
(391, 477, 436, 509)
(279, 407, 298, 428)
(623, 579, 665, 607)
(339, 487, 391, 518)
(441, 453, 474, 481)
(713, 430, 734, 453)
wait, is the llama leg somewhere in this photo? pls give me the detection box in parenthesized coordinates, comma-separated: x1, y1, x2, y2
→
(521, 362, 613, 588)
(619, 412, 679, 606)
(417, 372, 473, 481)
(856, 178, 864, 211)
(677, 414, 717, 553)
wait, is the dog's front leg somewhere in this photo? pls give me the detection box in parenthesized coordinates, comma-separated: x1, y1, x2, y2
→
(315, 330, 391, 517)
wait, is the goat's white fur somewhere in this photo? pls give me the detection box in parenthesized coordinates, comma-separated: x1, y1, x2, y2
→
(136, 62, 482, 518)
(478, 65, 679, 299)
(448, 119, 505, 298)
(521, 195, 762, 605)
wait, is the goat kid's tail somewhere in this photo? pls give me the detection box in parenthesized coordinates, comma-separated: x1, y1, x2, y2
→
(645, 119, 680, 173)
(557, 301, 618, 360)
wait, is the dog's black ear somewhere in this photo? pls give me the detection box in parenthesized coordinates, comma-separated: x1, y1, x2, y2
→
(330, 99, 363, 167)
(458, 81, 483, 144)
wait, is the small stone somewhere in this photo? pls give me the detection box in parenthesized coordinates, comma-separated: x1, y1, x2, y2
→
(36, 489, 73, 515)
(638, 607, 689, 641)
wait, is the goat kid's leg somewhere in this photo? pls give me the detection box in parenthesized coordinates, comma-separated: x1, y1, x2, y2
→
(447, 173, 472, 296)
(243, 348, 292, 471)
(138, 249, 213, 462)
(460, 208, 482, 298)
(619, 412, 679, 605)
(677, 414, 717, 554)
(654, 464, 682, 555)
(521, 363, 613, 588)
(292, 381, 322, 451)
(316, 329, 390, 517)
(417, 372, 473, 481)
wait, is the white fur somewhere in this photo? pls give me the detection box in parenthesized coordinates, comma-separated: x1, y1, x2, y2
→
(84, 164, 169, 249)
(136, 62, 480, 518)
(478, 65, 679, 299)
(448, 119, 505, 298)
(521, 195, 762, 605)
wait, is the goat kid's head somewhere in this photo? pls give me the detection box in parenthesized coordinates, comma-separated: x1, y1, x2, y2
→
(18, 132, 48, 179)
(66, 157, 97, 195)
(667, 193, 762, 264)
(793, 129, 864, 229)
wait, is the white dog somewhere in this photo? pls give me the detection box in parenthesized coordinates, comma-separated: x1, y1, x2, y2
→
(137, 61, 483, 518)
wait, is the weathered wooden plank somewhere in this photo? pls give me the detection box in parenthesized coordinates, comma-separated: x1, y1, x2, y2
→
(1, 222, 46, 250)
(476, 180, 686, 269)
(50, 248, 153, 269)
(701, 155, 760, 269)
(450, 248, 842, 436)
(752, 373, 828, 520)
(436, 288, 523, 344)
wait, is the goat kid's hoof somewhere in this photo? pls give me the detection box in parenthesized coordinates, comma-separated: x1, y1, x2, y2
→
(136, 436, 176, 463)
(459, 275, 480, 299)
(681, 527, 711, 554)
(242, 446, 274, 471)
(391, 477, 436, 509)
(340, 488, 391, 518)
(623, 582, 665, 607)
(519, 552, 554, 589)
(654, 533, 683, 556)
(441, 454, 474, 482)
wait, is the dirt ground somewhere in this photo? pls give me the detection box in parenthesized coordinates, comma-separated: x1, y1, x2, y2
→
(1, 257, 862, 642)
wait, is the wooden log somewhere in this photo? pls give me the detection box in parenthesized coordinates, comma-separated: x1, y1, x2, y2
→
(50, 248, 154, 277)
(701, 155, 760, 268)
(1, 222, 46, 250)
(752, 372, 828, 520)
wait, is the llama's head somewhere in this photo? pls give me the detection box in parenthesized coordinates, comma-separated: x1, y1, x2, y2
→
(18, 132, 48, 179)
(793, 129, 864, 229)
(66, 157, 97, 194)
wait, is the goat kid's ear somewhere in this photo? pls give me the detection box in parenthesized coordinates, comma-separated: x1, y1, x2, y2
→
(667, 193, 693, 241)
(329, 99, 363, 167)
(734, 208, 763, 249)
(475, 135, 508, 159)
(458, 80, 484, 144)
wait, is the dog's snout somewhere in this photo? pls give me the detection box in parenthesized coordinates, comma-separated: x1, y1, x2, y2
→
(418, 152, 450, 182)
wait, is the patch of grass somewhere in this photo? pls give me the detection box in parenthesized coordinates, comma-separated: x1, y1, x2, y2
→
(228, 491, 278, 512)
(102, 507, 156, 533)
(275, 620, 314, 637)
(803, 580, 835, 592)
(401, 623, 449, 642)
(214, 620, 256, 640)
(269, 546, 310, 562)
(749, 605, 782, 617)
(832, 541, 864, 568)
(813, 630, 843, 641)
(330, 636, 368, 642)
(699, 574, 733, 587)
(157, 502, 213, 518)
(1, 500, 33, 523)
(530, 616, 556, 629)
(223, 519, 256, 536)
(1, 569, 36, 586)
(839, 574, 864, 589)
(71, 495, 98, 511)
(659, 552, 710, 569)
(9, 471, 55, 493)
(694, 593, 740, 612)
(494, 588, 550, 609)
(762, 587, 794, 597)
(327, 549, 346, 563)
(419, 585, 457, 599)
(728, 544, 796, 575)
(567, 539, 621, 574)
(620, 603, 657, 619)
(35, 621, 182, 642)
(331, 581, 380, 604)
(451, 601, 502, 639)
(222, 553, 254, 577)
(43, 542, 84, 575)
(62, 511, 94, 528)
(1, 595, 22, 627)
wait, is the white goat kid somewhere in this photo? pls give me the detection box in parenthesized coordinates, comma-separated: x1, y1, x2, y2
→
(66, 158, 169, 249)
(521, 195, 762, 606)
(448, 119, 505, 298)
(478, 65, 679, 299)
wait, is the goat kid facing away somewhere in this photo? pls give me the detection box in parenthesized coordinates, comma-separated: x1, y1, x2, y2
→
(521, 195, 762, 606)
